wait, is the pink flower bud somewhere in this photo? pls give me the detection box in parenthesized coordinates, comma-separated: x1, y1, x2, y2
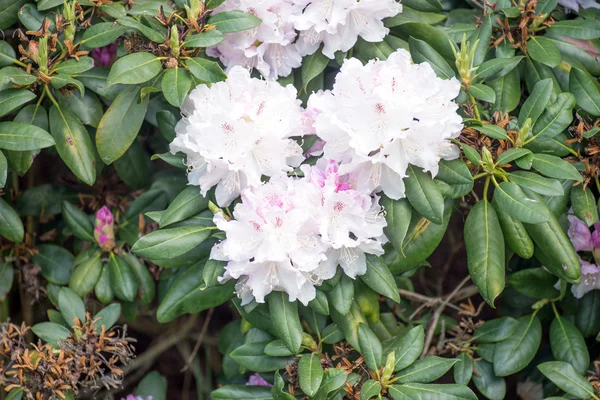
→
(94, 206, 115, 251)
(246, 373, 272, 387)
(122, 395, 152, 400)
(92, 44, 117, 67)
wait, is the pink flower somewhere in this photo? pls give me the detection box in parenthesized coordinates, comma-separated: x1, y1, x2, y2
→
(121, 395, 152, 400)
(567, 212, 600, 298)
(92, 44, 117, 67)
(94, 206, 115, 251)
(247, 373, 272, 387)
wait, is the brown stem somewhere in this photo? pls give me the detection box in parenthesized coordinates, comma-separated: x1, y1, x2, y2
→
(181, 307, 214, 372)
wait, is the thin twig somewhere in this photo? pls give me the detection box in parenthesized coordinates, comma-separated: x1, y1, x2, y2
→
(181, 307, 214, 372)
(421, 276, 472, 358)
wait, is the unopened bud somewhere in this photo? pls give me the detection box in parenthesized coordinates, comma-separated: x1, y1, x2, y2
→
(170, 26, 180, 58)
(301, 333, 317, 351)
(94, 206, 115, 252)
(382, 351, 396, 383)
(481, 146, 494, 170)
(517, 118, 532, 147)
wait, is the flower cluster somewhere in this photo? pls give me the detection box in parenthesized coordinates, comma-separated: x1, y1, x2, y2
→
(211, 159, 386, 305)
(207, 0, 402, 79)
(173, 49, 462, 303)
(306, 50, 463, 199)
(567, 213, 600, 298)
(170, 66, 305, 207)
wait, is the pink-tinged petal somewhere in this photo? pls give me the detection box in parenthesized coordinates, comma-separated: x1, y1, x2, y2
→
(572, 259, 600, 299)
(94, 206, 115, 251)
(246, 373, 272, 387)
(568, 214, 594, 252)
(593, 230, 600, 249)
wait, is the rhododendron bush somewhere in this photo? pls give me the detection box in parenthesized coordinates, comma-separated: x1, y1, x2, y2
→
(2, 0, 600, 399)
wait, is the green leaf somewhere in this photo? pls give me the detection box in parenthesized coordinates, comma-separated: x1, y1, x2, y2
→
(230, 342, 294, 372)
(0, 261, 14, 301)
(264, 340, 295, 357)
(33, 244, 73, 285)
(390, 22, 455, 61)
(5, 388, 23, 400)
(0, 150, 5, 188)
(92, 303, 121, 333)
(358, 323, 383, 370)
(301, 48, 328, 90)
(435, 160, 474, 199)
(31, 322, 71, 347)
(114, 138, 151, 190)
(185, 57, 227, 83)
(533, 93, 576, 141)
(69, 250, 102, 297)
(108, 253, 138, 302)
(472, 360, 506, 400)
(362, 255, 400, 303)
(49, 104, 96, 185)
(184, 30, 225, 47)
(476, 56, 523, 81)
(531, 154, 582, 181)
(53, 57, 94, 75)
(400, 0, 442, 12)
(469, 84, 496, 103)
(492, 182, 551, 224)
(97, 86, 150, 164)
(160, 186, 208, 228)
(107, 53, 161, 86)
(489, 69, 521, 113)
(132, 225, 213, 260)
(571, 184, 598, 226)
(508, 171, 564, 196)
(569, 67, 600, 116)
(409, 37, 455, 80)
(57, 91, 103, 128)
(330, 301, 367, 351)
(0, 197, 23, 243)
(156, 263, 235, 322)
(0, 121, 54, 151)
(0, 66, 37, 86)
(395, 356, 458, 384)
(460, 143, 482, 166)
(123, 252, 155, 305)
(51, 74, 85, 96)
(549, 19, 600, 40)
(328, 274, 354, 315)
(384, 325, 424, 372)
(267, 292, 303, 354)
(474, 317, 519, 343)
(212, 386, 273, 400)
(389, 383, 477, 400)
(162, 67, 192, 108)
(576, 291, 600, 337)
(550, 317, 590, 376)
(528, 36, 561, 67)
(382, 196, 412, 252)
(472, 125, 508, 140)
(493, 314, 541, 376)
(354, 38, 395, 61)
(538, 361, 596, 399)
(299, 353, 324, 397)
(58, 287, 86, 326)
(207, 10, 262, 33)
(0, 89, 35, 117)
(360, 380, 382, 400)
(468, 14, 492, 66)
(508, 267, 559, 299)
(453, 353, 473, 385)
(61, 201, 94, 241)
(518, 78, 553, 127)
(405, 165, 444, 224)
(118, 16, 165, 43)
(95, 265, 114, 304)
(465, 200, 505, 306)
(81, 22, 128, 48)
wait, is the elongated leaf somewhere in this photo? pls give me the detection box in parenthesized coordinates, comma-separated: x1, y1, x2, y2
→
(156, 262, 235, 322)
(162, 67, 192, 108)
(49, 104, 96, 185)
(362, 255, 400, 303)
(492, 182, 551, 224)
(405, 165, 444, 224)
(0, 150, 5, 188)
(31, 322, 71, 347)
(61, 201, 94, 241)
(328, 274, 354, 315)
(92, 303, 121, 333)
(394, 357, 458, 384)
(533, 93, 576, 141)
(549, 19, 600, 39)
(299, 353, 324, 397)
(382, 197, 412, 252)
(160, 186, 208, 227)
(495, 205, 534, 259)
(0, 122, 54, 151)
(132, 225, 214, 260)
(0, 89, 36, 117)
(81, 22, 128, 48)
(465, 201, 505, 306)
(531, 154, 582, 182)
(508, 171, 563, 196)
(358, 323, 383, 371)
(268, 292, 302, 354)
(230, 342, 294, 372)
(384, 325, 424, 371)
(508, 267, 559, 299)
(207, 10, 261, 33)
(409, 37, 455, 79)
(570, 67, 600, 116)
(0, 197, 24, 243)
(528, 36, 561, 67)
(33, 244, 73, 285)
(453, 353, 473, 385)
(476, 56, 523, 81)
(186, 57, 227, 83)
(469, 84, 496, 103)
(184, 30, 225, 47)
(302, 48, 328, 90)
(493, 314, 541, 376)
(389, 383, 477, 400)
(107, 53, 161, 86)
(571, 184, 598, 226)
(518, 78, 553, 127)
(69, 250, 102, 297)
(550, 317, 589, 376)
(212, 386, 272, 400)
(474, 317, 519, 343)
(96, 86, 149, 164)
(58, 287, 86, 326)
(538, 361, 596, 399)
(118, 16, 165, 43)
(472, 360, 506, 400)
(472, 125, 508, 140)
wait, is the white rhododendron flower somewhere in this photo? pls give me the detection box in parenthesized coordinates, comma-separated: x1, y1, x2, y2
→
(207, 0, 302, 79)
(169, 66, 304, 207)
(295, 0, 403, 59)
(309, 49, 463, 199)
(558, 0, 600, 12)
(213, 160, 387, 304)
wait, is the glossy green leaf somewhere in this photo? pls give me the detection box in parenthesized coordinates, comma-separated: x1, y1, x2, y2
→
(531, 154, 582, 182)
(472, 360, 506, 400)
(301, 48, 328, 90)
(493, 182, 551, 224)
(383, 325, 424, 371)
(358, 323, 383, 370)
(453, 353, 473, 385)
(382, 196, 412, 252)
(230, 342, 294, 372)
(268, 292, 302, 354)
(81, 22, 128, 48)
(97, 86, 150, 164)
(489, 69, 521, 113)
(118, 16, 166, 43)
(185, 57, 227, 83)
(92, 303, 121, 333)
(207, 10, 262, 33)
(58, 287, 86, 326)
(389, 383, 477, 400)
(31, 322, 71, 347)
(476, 56, 523, 81)
(0, 261, 14, 301)
(362, 254, 400, 303)
(474, 317, 519, 343)
(508, 172, 564, 196)
(508, 267, 559, 299)
(405, 165, 444, 224)
(162, 67, 192, 107)
(0, 197, 23, 243)
(328, 274, 354, 315)
(470, 84, 496, 103)
(33, 244, 73, 285)
(528, 36, 561, 67)
(0, 121, 54, 151)
(533, 93, 576, 141)
(184, 30, 225, 47)
(0, 150, 5, 188)
(465, 200, 505, 307)
(538, 361, 596, 399)
(391, 22, 454, 60)
(0, 66, 37, 86)
(69, 250, 102, 297)
(409, 37, 455, 79)
(550, 317, 589, 376)
(493, 314, 542, 376)
(132, 224, 213, 259)
(360, 380, 382, 400)
(95, 265, 114, 304)
(108, 253, 138, 302)
(435, 160, 474, 199)
(394, 356, 458, 384)
(518, 78, 553, 127)
(212, 386, 272, 400)
(160, 186, 208, 228)
(571, 184, 598, 226)
(495, 205, 534, 259)
(0, 89, 34, 117)
(472, 125, 508, 140)
(114, 138, 151, 189)
(299, 353, 324, 397)
(61, 201, 94, 241)
(569, 67, 600, 116)
(549, 19, 600, 39)
(49, 104, 96, 185)
(107, 53, 161, 86)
